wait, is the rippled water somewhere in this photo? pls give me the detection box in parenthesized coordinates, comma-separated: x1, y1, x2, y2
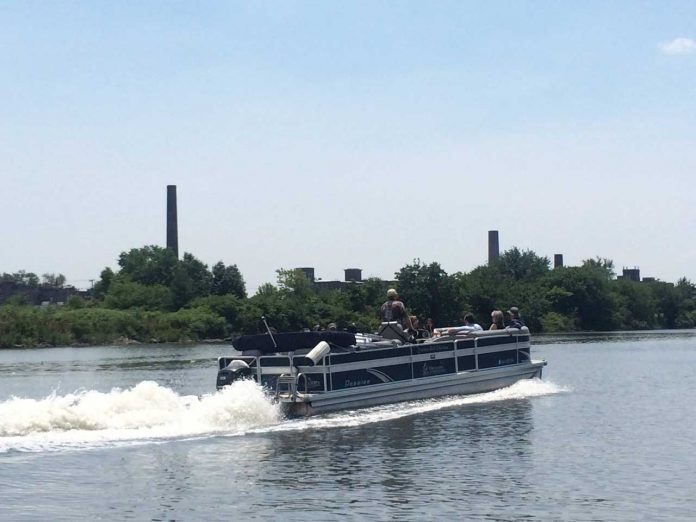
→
(1, 332, 695, 521)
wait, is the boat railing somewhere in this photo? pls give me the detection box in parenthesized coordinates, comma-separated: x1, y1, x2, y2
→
(217, 328, 537, 399)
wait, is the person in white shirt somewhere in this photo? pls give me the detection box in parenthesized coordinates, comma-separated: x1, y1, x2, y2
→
(448, 313, 483, 335)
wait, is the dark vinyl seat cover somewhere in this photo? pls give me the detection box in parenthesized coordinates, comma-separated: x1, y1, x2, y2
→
(233, 331, 356, 354)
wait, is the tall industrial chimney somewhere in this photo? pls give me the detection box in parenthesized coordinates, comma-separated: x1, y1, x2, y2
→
(166, 185, 179, 258)
(488, 230, 499, 264)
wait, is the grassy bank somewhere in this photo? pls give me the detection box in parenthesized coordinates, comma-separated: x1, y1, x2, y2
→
(0, 305, 227, 348)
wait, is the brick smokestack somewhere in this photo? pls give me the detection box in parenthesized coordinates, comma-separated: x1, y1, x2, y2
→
(488, 230, 499, 264)
(167, 185, 179, 258)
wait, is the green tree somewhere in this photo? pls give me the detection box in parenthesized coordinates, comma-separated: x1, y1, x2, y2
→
(542, 263, 615, 330)
(463, 264, 508, 327)
(342, 277, 387, 330)
(4, 294, 29, 306)
(93, 267, 115, 300)
(395, 260, 462, 325)
(190, 294, 244, 333)
(170, 253, 212, 310)
(211, 261, 247, 298)
(66, 295, 86, 309)
(582, 257, 616, 279)
(41, 273, 66, 287)
(612, 279, 656, 329)
(497, 247, 550, 282)
(1, 271, 39, 286)
(644, 281, 679, 328)
(275, 268, 317, 329)
(103, 277, 171, 311)
(245, 282, 292, 332)
(118, 245, 178, 286)
(674, 278, 696, 328)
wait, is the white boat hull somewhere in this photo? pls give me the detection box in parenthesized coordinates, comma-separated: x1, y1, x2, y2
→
(280, 360, 546, 416)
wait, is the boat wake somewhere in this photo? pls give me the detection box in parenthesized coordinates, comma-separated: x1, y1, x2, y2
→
(259, 378, 568, 434)
(0, 379, 567, 454)
(0, 380, 280, 454)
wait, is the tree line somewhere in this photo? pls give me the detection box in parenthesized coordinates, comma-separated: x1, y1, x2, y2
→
(1, 245, 695, 347)
(1, 271, 67, 288)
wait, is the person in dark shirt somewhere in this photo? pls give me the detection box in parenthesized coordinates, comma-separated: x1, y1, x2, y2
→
(489, 310, 505, 330)
(379, 289, 414, 331)
(506, 306, 525, 329)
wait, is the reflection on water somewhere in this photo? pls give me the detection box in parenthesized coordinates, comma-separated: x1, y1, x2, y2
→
(222, 398, 537, 518)
(145, 397, 538, 520)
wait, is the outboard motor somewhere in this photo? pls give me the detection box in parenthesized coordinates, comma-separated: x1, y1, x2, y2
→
(216, 359, 253, 389)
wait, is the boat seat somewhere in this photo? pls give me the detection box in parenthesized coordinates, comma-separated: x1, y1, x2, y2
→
(377, 322, 410, 343)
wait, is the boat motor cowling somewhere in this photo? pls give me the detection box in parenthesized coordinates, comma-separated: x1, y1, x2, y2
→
(305, 341, 331, 365)
(216, 359, 253, 389)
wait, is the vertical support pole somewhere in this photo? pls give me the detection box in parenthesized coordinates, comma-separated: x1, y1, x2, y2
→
(454, 340, 459, 373)
(410, 345, 415, 380)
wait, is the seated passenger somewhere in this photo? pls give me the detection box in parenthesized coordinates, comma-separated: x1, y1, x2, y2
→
(425, 318, 434, 336)
(489, 310, 505, 330)
(506, 307, 524, 329)
(448, 313, 483, 335)
(379, 289, 414, 332)
(410, 316, 431, 339)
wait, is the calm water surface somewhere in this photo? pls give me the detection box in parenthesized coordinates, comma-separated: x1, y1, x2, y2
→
(1, 331, 695, 521)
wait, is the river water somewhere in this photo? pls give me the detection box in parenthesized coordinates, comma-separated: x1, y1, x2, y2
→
(1, 332, 695, 521)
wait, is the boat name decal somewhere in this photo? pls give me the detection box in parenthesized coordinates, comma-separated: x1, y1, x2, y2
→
(304, 377, 322, 389)
(344, 378, 371, 388)
(422, 363, 447, 376)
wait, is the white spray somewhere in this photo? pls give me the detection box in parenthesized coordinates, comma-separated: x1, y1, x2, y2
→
(0, 380, 280, 453)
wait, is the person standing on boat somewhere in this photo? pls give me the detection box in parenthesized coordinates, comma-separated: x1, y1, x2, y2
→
(380, 289, 414, 331)
(506, 307, 524, 328)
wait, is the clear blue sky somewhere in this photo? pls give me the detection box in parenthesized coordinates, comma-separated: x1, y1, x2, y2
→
(2, 1, 695, 291)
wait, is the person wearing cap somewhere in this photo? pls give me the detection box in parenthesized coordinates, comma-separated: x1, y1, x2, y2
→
(379, 289, 414, 331)
(506, 307, 524, 329)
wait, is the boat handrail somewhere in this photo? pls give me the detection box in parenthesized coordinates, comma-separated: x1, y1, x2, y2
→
(297, 372, 309, 394)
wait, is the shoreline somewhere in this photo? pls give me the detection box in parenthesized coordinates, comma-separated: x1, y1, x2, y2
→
(3, 328, 695, 350)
